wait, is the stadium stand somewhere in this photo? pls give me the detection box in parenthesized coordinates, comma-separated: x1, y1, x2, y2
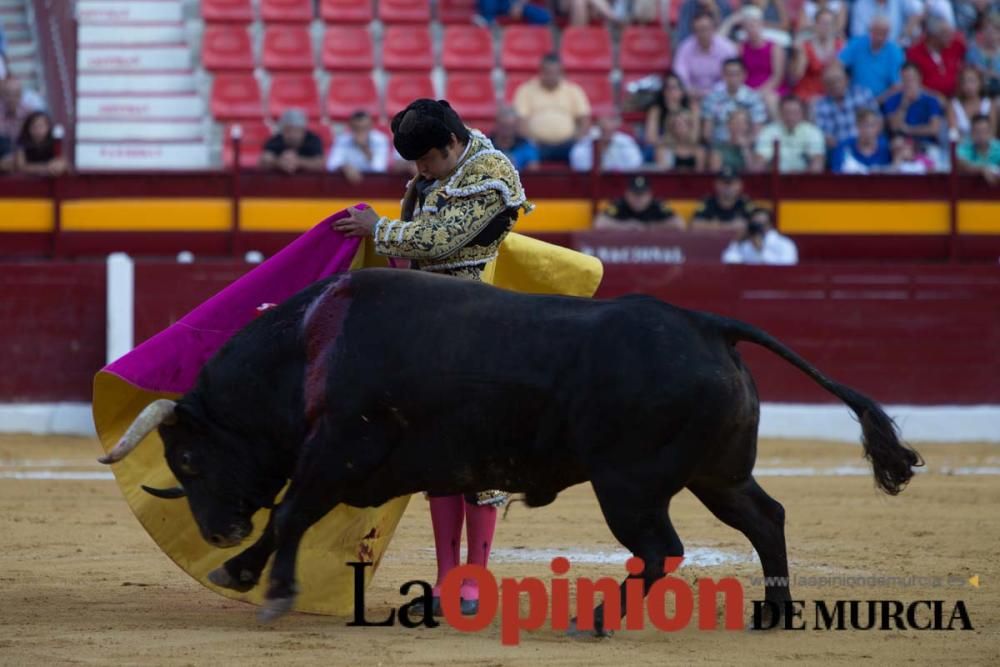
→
(444, 72, 498, 127)
(75, 0, 209, 169)
(437, 0, 478, 24)
(559, 26, 613, 73)
(500, 26, 554, 72)
(325, 72, 380, 120)
(221, 120, 271, 168)
(201, 25, 254, 72)
(200, 0, 253, 23)
(378, 0, 432, 24)
(267, 73, 322, 120)
(572, 73, 617, 118)
(262, 25, 315, 71)
(319, 0, 374, 24)
(441, 25, 495, 72)
(211, 73, 264, 120)
(321, 25, 374, 71)
(385, 73, 436, 117)
(618, 25, 671, 75)
(381, 26, 434, 72)
(259, 0, 313, 24)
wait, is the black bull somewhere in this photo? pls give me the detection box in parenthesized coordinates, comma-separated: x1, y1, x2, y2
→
(100, 268, 922, 629)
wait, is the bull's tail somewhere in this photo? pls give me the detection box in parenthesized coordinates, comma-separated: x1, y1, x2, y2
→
(700, 312, 924, 495)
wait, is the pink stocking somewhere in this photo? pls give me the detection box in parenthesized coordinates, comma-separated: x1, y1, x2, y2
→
(429, 495, 465, 596)
(461, 501, 498, 601)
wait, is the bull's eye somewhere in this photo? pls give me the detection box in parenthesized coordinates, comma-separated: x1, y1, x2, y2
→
(178, 450, 197, 476)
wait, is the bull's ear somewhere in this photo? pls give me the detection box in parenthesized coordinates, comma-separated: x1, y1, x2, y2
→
(141, 485, 186, 499)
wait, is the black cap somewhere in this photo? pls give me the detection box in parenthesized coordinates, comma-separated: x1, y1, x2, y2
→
(716, 165, 741, 181)
(628, 174, 651, 192)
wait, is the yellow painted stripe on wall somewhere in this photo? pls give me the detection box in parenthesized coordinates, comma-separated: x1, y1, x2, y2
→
(779, 201, 949, 235)
(61, 199, 232, 231)
(516, 200, 594, 232)
(957, 202, 1000, 234)
(239, 199, 401, 231)
(0, 199, 54, 231)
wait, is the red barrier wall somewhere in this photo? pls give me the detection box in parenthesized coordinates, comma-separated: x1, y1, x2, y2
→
(1, 262, 998, 405)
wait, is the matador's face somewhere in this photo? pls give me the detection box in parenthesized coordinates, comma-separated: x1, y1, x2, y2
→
(414, 133, 463, 181)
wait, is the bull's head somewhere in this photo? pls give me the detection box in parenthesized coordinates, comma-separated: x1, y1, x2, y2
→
(98, 398, 288, 549)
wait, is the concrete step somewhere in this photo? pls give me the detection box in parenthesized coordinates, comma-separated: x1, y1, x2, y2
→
(78, 47, 193, 73)
(77, 120, 206, 142)
(78, 72, 198, 95)
(76, 141, 210, 170)
(79, 24, 186, 47)
(77, 0, 184, 25)
(77, 94, 206, 121)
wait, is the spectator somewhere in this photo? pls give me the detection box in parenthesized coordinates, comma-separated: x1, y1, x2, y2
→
(906, 15, 967, 97)
(569, 113, 643, 171)
(889, 134, 935, 172)
(720, 0, 790, 42)
(475, 0, 552, 25)
(738, 7, 788, 113)
(675, 0, 734, 46)
(965, 11, 1000, 95)
(722, 207, 798, 264)
(756, 95, 825, 173)
(594, 174, 685, 229)
(0, 24, 6, 57)
(956, 113, 1000, 183)
(690, 166, 755, 230)
(800, 0, 848, 34)
(849, 0, 922, 45)
(791, 10, 845, 103)
(0, 77, 43, 143)
(956, 0, 999, 37)
(513, 53, 591, 162)
(644, 71, 698, 146)
(15, 111, 67, 176)
(709, 107, 760, 172)
(655, 109, 707, 171)
(831, 108, 893, 172)
(673, 12, 738, 99)
(0, 51, 8, 81)
(490, 106, 540, 171)
(556, 0, 619, 25)
(326, 110, 390, 184)
(840, 16, 907, 99)
(259, 109, 325, 174)
(948, 66, 996, 141)
(813, 62, 879, 148)
(701, 58, 769, 144)
(883, 62, 945, 151)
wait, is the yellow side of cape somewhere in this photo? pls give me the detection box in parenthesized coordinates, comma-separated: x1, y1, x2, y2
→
(93, 232, 603, 616)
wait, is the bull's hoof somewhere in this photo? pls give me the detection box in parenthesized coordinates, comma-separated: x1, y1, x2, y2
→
(566, 619, 614, 639)
(207, 565, 257, 593)
(257, 595, 296, 624)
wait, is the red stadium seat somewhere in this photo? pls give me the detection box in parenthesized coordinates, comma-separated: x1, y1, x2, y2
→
(619, 26, 671, 74)
(211, 73, 264, 120)
(260, 0, 313, 23)
(325, 73, 380, 120)
(313, 124, 334, 153)
(503, 71, 533, 103)
(381, 26, 434, 72)
(321, 25, 374, 71)
(202, 0, 253, 23)
(320, 0, 373, 23)
(445, 72, 497, 123)
(560, 26, 612, 72)
(222, 121, 272, 168)
(441, 26, 495, 72)
(202, 25, 254, 72)
(262, 25, 314, 71)
(570, 73, 615, 117)
(268, 73, 321, 120)
(385, 73, 435, 118)
(500, 26, 553, 72)
(378, 0, 431, 23)
(438, 0, 477, 23)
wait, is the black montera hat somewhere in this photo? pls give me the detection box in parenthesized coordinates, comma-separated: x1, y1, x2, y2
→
(391, 99, 469, 161)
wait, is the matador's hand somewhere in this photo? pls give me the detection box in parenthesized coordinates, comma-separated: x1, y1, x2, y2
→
(333, 206, 380, 237)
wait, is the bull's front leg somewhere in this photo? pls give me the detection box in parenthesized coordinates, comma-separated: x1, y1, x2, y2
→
(256, 478, 338, 623)
(207, 509, 279, 593)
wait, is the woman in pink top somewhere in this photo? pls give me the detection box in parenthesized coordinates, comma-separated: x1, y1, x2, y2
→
(791, 9, 844, 101)
(739, 7, 787, 112)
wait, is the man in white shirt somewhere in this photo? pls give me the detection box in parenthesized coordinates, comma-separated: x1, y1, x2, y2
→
(326, 110, 390, 183)
(755, 95, 825, 173)
(569, 113, 643, 172)
(722, 207, 798, 265)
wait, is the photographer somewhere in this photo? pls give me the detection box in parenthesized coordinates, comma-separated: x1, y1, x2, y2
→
(721, 207, 798, 264)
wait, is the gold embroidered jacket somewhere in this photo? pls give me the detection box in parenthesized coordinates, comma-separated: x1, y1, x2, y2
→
(372, 131, 533, 280)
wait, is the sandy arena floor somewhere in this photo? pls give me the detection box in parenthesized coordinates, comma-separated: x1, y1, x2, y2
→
(1, 435, 998, 666)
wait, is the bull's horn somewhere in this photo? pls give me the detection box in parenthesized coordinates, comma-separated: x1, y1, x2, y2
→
(141, 485, 186, 499)
(97, 399, 177, 464)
